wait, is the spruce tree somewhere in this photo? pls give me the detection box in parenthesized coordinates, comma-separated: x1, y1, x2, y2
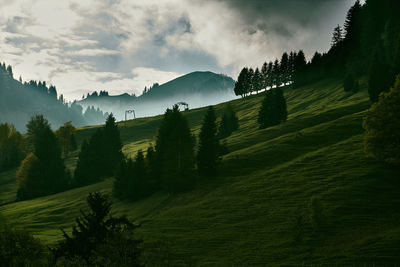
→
(102, 114, 123, 175)
(293, 50, 307, 87)
(272, 59, 281, 87)
(280, 52, 290, 85)
(22, 115, 66, 198)
(261, 62, 268, 90)
(74, 114, 123, 186)
(258, 88, 288, 129)
(253, 68, 262, 94)
(53, 192, 143, 266)
(197, 106, 219, 176)
(234, 67, 249, 97)
(155, 105, 195, 192)
(332, 24, 344, 47)
(218, 104, 239, 139)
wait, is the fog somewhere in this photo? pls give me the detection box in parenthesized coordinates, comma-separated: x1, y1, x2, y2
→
(78, 91, 238, 123)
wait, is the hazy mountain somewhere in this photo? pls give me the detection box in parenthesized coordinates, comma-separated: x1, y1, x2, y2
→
(0, 65, 107, 132)
(77, 71, 236, 121)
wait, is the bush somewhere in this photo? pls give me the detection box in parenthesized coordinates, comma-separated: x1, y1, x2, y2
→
(0, 227, 49, 266)
(16, 152, 42, 200)
(363, 74, 400, 165)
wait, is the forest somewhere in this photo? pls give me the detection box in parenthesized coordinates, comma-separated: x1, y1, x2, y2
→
(1, 0, 400, 265)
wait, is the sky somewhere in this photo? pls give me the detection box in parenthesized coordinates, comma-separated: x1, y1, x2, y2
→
(0, 0, 356, 101)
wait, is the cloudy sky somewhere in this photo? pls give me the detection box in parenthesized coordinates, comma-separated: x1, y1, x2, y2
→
(0, 0, 355, 101)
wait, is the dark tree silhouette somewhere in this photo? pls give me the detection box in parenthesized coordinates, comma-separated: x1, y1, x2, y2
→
(368, 46, 393, 102)
(218, 104, 239, 139)
(75, 114, 123, 186)
(280, 52, 290, 85)
(253, 67, 263, 94)
(234, 67, 249, 97)
(17, 115, 67, 200)
(197, 106, 219, 176)
(332, 24, 344, 47)
(258, 88, 288, 129)
(53, 192, 143, 266)
(155, 105, 195, 192)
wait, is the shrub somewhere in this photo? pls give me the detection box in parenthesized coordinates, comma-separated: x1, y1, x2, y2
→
(363, 74, 400, 165)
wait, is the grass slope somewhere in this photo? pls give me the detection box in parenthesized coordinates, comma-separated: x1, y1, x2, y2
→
(1, 78, 399, 265)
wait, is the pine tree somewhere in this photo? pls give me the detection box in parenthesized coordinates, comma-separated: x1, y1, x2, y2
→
(102, 114, 123, 175)
(261, 62, 268, 90)
(280, 52, 290, 85)
(75, 114, 123, 186)
(247, 68, 255, 95)
(272, 59, 281, 87)
(266, 61, 274, 88)
(23, 115, 66, 197)
(253, 68, 262, 94)
(155, 105, 195, 192)
(258, 88, 288, 129)
(234, 67, 249, 97)
(53, 192, 143, 266)
(218, 104, 239, 139)
(344, 0, 362, 42)
(332, 24, 344, 47)
(293, 50, 307, 87)
(197, 107, 219, 176)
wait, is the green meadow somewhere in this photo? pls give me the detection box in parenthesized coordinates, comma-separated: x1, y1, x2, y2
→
(1, 78, 399, 265)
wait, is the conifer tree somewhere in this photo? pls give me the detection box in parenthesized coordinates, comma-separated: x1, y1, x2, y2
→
(21, 115, 66, 198)
(103, 114, 123, 175)
(261, 62, 268, 90)
(293, 50, 307, 87)
(332, 24, 344, 47)
(155, 105, 195, 191)
(218, 104, 239, 139)
(234, 67, 249, 97)
(280, 52, 290, 85)
(266, 61, 274, 88)
(258, 88, 288, 129)
(197, 106, 219, 176)
(247, 68, 255, 95)
(253, 68, 262, 94)
(75, 114, 123, 186)
(53, 192, 143, 266)
(272, 59, 281, 87)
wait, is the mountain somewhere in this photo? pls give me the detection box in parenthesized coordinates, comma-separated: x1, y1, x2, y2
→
(0, 65, 107, 132)
(77, 71, 236, 120)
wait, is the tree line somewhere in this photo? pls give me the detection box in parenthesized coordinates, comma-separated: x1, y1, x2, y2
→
(0, 63, 109, 131)
(234, 51, 307, 97)
(113, 104, 239, 201)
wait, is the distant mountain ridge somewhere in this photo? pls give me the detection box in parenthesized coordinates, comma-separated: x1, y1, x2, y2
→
(79, 71, 235, 102)
(77, 71, 236, 120)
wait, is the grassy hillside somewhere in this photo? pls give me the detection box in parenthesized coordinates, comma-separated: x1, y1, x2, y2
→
(1, 78, 399, 265)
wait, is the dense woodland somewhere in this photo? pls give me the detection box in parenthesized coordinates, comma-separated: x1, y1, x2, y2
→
(0, 64, 108, 132)
(1, 0, 400, 265)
